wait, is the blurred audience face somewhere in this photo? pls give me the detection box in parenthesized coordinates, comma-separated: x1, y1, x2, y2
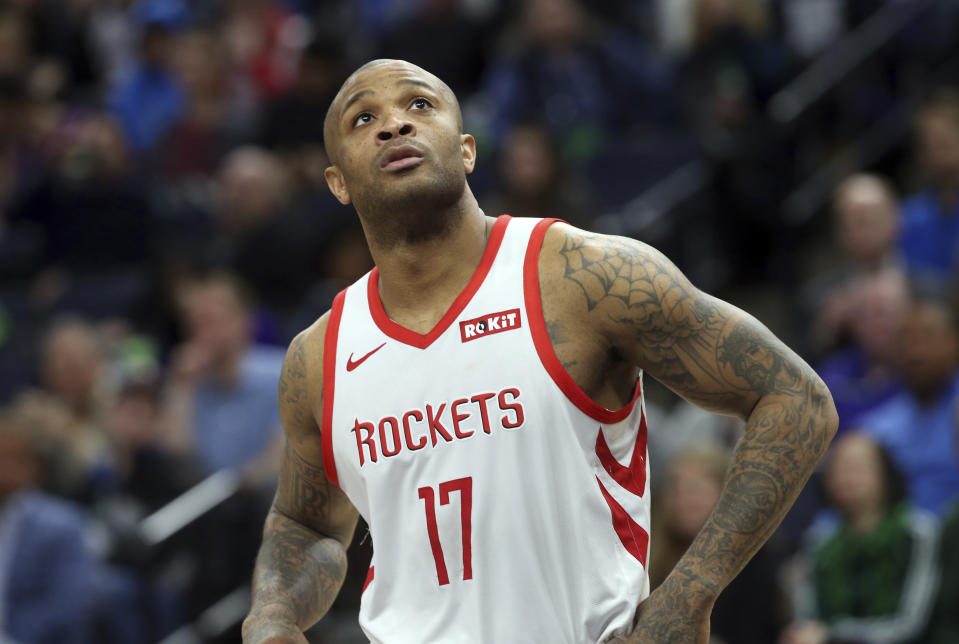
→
(173, 30, 224, 96)
(40, 320, 105, 413)
(695, 0, 767, 42)
(917, 101, 959, 188)
(142, 24, 175, 68)
(501, 125, 557, 198)
(823, 433, 885, 519)
(524, 0, 583, 49)
(0, 419, 39, 501)
(0, 11, 30, 76)
(833, 174, 899, 267)
(106, 385, 158, 448)
(181, 277, 252, 363)
(898, 300, 959, 400)
(217, 147, 288, 232)
(59, 114, 129, 181)
(663, 449, 727, 542)
(849, 272, 908, 364)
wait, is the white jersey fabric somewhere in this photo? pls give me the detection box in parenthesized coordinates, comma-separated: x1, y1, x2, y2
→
(322, 216, 651, 644)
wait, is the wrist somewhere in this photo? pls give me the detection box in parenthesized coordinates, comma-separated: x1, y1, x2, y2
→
(662, 565, 720, 607)
(243, 601, 298, 632)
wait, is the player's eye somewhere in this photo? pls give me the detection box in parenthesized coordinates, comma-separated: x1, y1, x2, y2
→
(410, 98, 433, 110)
(353, 112, 373, 128)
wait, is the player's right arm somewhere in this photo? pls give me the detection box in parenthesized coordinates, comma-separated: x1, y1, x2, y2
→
(242, 315, 360, 644)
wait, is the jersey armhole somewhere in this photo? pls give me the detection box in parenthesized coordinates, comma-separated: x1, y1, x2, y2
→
(321, 288, 347, 488)
(522, 218, 641, 424)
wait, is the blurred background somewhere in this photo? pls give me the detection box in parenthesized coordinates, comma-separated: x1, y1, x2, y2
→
(0, 0, 958, 642)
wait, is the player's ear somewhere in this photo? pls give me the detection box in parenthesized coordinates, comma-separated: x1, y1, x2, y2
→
(324, 165, 352, 205)
(460, 134, 476, 174)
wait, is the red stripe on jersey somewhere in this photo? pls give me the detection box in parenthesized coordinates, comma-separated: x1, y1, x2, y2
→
(596, 476, 649, 567)
(523, 218, 641, 424)
(367, 215, 512, 349)
(594, 414, 648, 498)
(363, 565, 374, 593)
(322, 289, 347, 487)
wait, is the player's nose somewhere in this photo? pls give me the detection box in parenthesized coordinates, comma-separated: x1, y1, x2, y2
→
(376, 113, 415, 142)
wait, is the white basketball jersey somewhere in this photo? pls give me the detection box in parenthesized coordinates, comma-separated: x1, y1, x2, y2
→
(322, 216, 651, 644)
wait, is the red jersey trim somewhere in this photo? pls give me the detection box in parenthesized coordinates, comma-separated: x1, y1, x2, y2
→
(596, 476, 649, 567)
(595, 412, 648, 498)
(363, 565, 374, 593)
(322, 289, 347, 488)
(367, 215, 511, 349)
(523, 218, 641, 424)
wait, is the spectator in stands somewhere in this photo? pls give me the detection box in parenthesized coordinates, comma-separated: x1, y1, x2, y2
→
(102, 376, 200, 513)
(208, 146, 322, 320)
(220, 0, 302, 100)
(377, 0, 488, 98)
(259, 37, 345, 154)
(482, 0, 673, 156)
(160, 272, 284, 480)
(807, 173, 904, 355)
(649, 444, 783, 644)
(485, 122, 592, 227)
(925, 420, 959, 643)
(899, 88, 959, 291)
(855, 297, 959, 516)
(107, 0, 189, 154)
(0, 413, 98, 643)
(683, 0, 789, 141)
(9, 111, 152, 283)
(159, 26, 258, 179)
(780, 433, 939, 644)
(682, 0, 791, 284)
(12, 317, 113, 503)
(817, 271, 907, 434)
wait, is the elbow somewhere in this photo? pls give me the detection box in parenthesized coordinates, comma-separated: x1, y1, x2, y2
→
(814, 379, 840, 451)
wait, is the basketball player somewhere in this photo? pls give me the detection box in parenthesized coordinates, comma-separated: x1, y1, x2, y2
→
(242, 60, 838, 644)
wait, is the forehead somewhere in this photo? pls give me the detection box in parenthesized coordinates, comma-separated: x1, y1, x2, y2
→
(338, 62, 441, 106)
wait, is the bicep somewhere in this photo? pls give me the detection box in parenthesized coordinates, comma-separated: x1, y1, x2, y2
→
(562, 229, 812, 418)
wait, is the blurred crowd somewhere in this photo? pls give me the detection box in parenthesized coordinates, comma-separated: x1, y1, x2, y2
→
(0, 0, 958, 642)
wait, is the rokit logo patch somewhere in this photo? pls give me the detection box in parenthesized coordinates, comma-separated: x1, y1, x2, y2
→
(459, 308, 522, 342)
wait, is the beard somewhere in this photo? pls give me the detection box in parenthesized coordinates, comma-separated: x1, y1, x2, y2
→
(349, 150, 469, 249)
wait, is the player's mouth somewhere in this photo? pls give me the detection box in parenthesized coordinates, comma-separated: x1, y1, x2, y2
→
(381, 145, 425, 172)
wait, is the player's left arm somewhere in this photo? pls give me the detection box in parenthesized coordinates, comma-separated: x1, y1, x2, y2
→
(545, 225, 839, 642)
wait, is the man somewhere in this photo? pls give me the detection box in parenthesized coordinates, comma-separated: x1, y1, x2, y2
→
(161, 272, 285, 479)
(899, 89, 959, 290)
(242, 59, 838, 643)
(0, 415, 99, 643)
(856, 297, 959, 516)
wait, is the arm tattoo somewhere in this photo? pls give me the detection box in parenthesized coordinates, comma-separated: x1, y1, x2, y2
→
(249, 445, 349, 632)
(247, 329, 354, 636)
(555, 230, 838, 639)
(278, 334, 310, 429)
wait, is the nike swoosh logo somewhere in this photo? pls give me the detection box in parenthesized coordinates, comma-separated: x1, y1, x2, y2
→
(347, 342, 387, 372)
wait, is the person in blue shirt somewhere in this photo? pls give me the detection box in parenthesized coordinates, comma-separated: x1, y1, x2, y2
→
(161, 272, 285, 480)
(817, 271, 907, 434)
(108, 1, 190, 154)
(899, 89, 959, 290)
(856, 297, 959, 516)
(0, 416, 98, 644)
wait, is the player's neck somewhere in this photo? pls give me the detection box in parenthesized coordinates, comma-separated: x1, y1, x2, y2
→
(370, 201, 492, 331)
